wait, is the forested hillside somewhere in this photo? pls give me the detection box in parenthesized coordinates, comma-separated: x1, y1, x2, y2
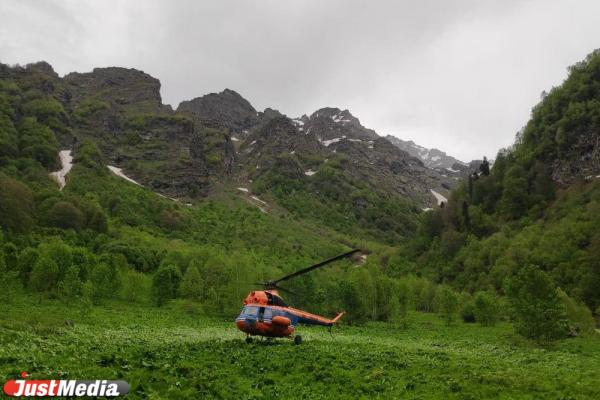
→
(397, 50, 600, 314)
(0, 61, 430, 325)
(0, 51, 599, 339)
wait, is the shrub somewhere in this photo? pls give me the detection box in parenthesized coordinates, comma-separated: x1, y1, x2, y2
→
(505, 265, 568, 342)
(75, 140, 106, 172)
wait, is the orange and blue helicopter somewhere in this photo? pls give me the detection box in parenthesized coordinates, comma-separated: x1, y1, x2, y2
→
(236, 249, 360, 344)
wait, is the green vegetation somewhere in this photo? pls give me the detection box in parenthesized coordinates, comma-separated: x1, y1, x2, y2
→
(396, 50, 600, 341)
(1, 51, 599, 398)
(252, 152, 419, 244)
(505, 265, 568, 342)
(1, 298, 599, 399)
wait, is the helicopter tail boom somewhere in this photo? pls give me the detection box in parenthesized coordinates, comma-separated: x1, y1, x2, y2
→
(331, 312, 345, 324)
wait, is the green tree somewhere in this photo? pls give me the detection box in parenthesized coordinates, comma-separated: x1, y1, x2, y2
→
(74, 140, 107, 172)
(38, 239, 73, 279)
(0, 113, 18, 158)
(479, 157, 490, 176)
(17, 117, 59, 168)
(505, 265, 568, 342)
(151, 264, 182, 306)
(180, 265, 204, 301)
(473, 291, 499, 326)
(337, 279, 368, 325)
(29, 254, 59, 301)
(461, 299, 476, 323)
(43, 201, 85, 230)
(416, 279, 437, 312)
(390, 279, 411, 327)
(58, 265, 82, 303)
(435, 285, 459, 325)
(0, 249, 20, 304)
(89, 263, 120, 305)
(121, 269, 149, 303)
(499, 165, 529, 220)
(0, 174, 34, 232)
(17, 247, 39, 286)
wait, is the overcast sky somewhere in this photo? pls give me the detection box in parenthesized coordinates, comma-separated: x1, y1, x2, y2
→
(1, 0, 599, 161)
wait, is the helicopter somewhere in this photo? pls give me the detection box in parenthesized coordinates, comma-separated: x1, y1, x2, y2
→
(235, 249, 360, 345)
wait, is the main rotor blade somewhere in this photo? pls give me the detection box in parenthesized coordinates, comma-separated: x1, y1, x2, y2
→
(272, 249, 360, 284)
(274, 285, 299, 296)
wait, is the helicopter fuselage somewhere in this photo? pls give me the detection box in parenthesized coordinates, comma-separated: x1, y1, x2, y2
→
(235, 303, 341, 338)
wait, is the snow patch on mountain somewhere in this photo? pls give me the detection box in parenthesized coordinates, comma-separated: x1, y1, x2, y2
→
(321, 137, 345, 146)
(251, 195, 267, 205)
(107, 165, 142, 186)
(49, 150, 73, 190)
(237, 187, 268, 213)
(430, 189, 448, 205)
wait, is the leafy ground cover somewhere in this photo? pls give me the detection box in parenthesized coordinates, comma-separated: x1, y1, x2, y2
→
(1, 298, 598, 399)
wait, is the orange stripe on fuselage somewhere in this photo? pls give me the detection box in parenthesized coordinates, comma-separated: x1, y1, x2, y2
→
(245, 303, 334, 326)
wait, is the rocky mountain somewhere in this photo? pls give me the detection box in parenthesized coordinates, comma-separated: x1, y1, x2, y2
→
(0, 61, 462, 243)
(172, 91, 456, 207)
(233, 109, 452, 207)
(385, 135, 465, 170)
(177, 89, 259, 135)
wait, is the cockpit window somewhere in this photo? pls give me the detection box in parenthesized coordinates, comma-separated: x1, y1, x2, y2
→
(244, 306, 259, 316)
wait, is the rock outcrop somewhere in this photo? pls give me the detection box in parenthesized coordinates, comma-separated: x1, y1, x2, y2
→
(552, 132, 600, 185)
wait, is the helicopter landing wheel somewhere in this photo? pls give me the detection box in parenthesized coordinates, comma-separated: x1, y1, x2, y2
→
(294, 335, 302, 345)
(245, 336, 253, 344)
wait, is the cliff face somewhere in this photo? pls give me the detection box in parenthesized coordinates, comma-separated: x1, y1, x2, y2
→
(61, 67, 210, 198)
(552, 132, 600, 185)
(0, 61, 468, 207)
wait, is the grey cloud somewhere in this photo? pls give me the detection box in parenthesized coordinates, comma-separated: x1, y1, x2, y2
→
(1, 0, 599, 161)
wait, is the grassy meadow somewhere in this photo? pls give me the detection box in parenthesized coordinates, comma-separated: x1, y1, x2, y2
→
(1, 297, 598, 400)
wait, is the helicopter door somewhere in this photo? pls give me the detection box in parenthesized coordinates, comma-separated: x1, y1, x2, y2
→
(263, 308, 273, 323)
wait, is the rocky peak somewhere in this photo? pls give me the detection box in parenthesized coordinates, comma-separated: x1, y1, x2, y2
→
(237, 116, 324, 175)
(385, 135, 466, 170)
(25, 61, 58, 76)
(177, 89, 258, 134)
(309, 108, 362, 128)
(302, 107, 378, 141)
(64, 67, 164, 113)
(259, 107, 283, 121)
